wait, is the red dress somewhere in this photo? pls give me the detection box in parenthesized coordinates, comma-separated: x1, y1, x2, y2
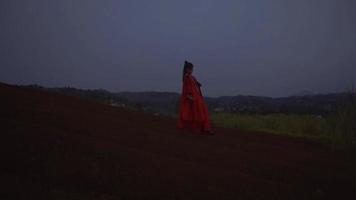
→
(176, 73, 212, 132)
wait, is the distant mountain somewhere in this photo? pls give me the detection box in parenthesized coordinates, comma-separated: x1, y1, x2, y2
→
(116, 91, 180, 116)
(24, 84, 127, 104)
(23, 84, 350, 116)
(23, 84, 180, 116)
(205, 94, 347, 115)
(292, 90, 315, 97)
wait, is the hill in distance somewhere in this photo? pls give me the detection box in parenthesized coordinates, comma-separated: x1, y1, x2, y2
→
(23, 84, 349, 116)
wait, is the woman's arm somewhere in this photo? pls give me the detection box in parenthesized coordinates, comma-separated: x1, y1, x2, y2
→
(196, 81, 202, 87)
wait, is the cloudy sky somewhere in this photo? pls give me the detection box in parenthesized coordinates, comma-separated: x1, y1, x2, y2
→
(1, 0, 355, 97)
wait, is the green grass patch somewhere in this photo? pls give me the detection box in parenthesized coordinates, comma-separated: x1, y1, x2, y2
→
(211, 113, 330, 139)
(211, 111, 356, 149)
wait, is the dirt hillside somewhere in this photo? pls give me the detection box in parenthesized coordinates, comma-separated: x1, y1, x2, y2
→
(1, 82, 355, 199)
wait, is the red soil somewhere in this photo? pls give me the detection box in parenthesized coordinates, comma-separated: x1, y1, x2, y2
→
(1, 82, 355, 199)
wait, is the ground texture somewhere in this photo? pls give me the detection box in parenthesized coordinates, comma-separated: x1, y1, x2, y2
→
(1, 83, 355, 199)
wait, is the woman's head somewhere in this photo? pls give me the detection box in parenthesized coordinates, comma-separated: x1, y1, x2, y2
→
(183, 61, 194, 80)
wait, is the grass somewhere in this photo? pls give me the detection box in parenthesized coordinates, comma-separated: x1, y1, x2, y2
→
(211, 90, 356, 149)
(329, 92, 356, 148)
(211, 107, 355, 149)
(211, 113, 331, 140)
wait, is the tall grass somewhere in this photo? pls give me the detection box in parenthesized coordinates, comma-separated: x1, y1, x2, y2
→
(211, 91, 356, 149)
(328, 90, 356, 149)
(211, 113, 330, 140)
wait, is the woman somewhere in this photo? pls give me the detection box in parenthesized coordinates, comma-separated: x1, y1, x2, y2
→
(176, 61, 214, 135)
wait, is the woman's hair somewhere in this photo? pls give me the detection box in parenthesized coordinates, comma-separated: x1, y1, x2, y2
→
(182, 60, 194, 81)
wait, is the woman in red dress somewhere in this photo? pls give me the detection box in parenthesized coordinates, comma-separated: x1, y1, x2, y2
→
(176, 61, 214, 135)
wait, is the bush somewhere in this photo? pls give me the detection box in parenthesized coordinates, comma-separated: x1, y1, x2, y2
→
(329, 90, 356, 149)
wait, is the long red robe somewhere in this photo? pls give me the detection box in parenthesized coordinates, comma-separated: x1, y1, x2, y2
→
(176, 73, 212, 132)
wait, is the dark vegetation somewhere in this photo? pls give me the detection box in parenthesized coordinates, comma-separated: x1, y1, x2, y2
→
(25, 84, 345, 116)
(24, 84, 180, 116)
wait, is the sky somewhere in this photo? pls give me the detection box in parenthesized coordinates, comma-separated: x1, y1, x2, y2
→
(1, 0, 356, 97)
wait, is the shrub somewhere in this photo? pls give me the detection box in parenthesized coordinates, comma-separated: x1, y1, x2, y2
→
(329, 90, 356, 149)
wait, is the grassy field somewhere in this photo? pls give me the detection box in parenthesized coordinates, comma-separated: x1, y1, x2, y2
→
(211, 92, 356, 149)
(211, 113, 329, 139)
(211, 105, 356, 149)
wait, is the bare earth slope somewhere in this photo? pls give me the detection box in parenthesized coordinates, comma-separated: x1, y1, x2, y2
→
(1, 83, 355, 199)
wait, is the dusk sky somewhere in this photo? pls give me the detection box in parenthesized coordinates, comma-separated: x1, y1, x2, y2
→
(1, 0, 356, 97)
